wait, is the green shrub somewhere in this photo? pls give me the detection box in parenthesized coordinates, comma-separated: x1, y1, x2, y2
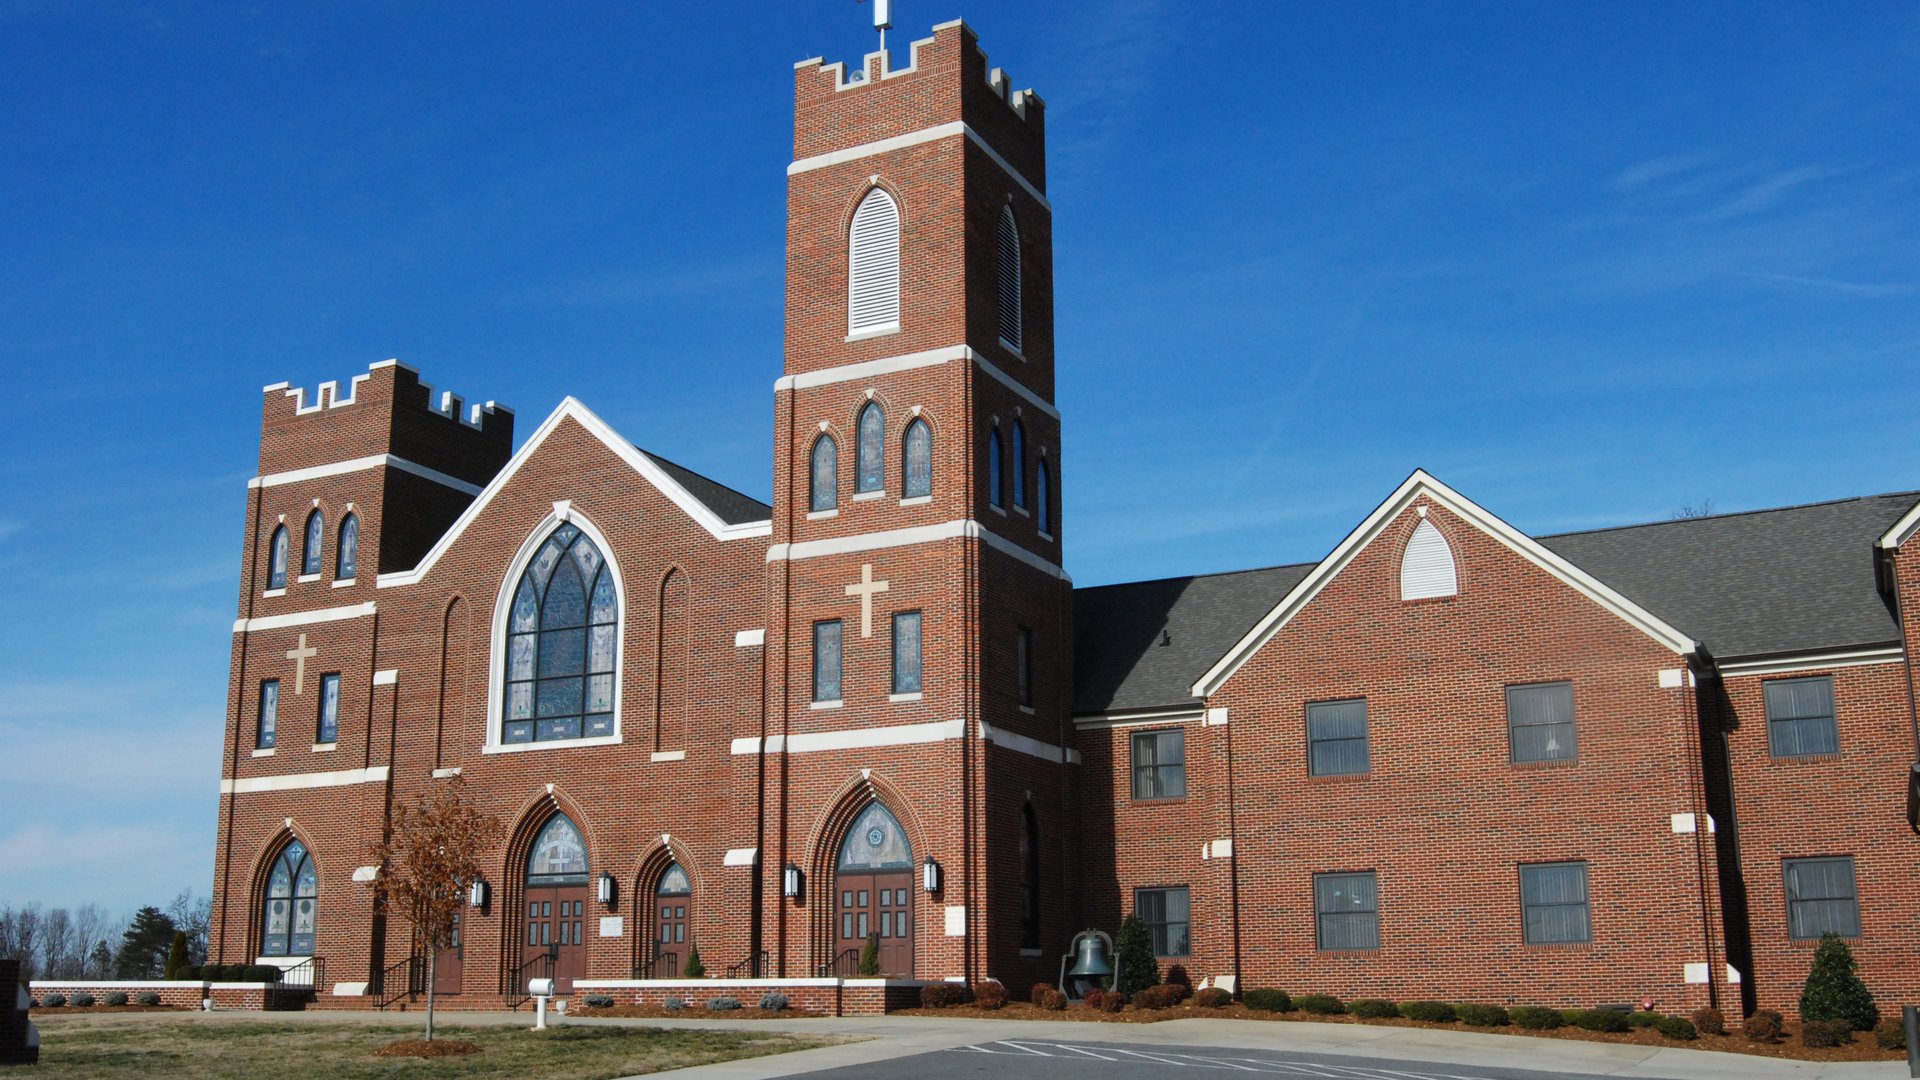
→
(104, 992, 129, 1006)
(1040, 989, 1067, 1011)
(856, 934, 879, 977)
(27, 998, 39, 1009)
(1194, 988, 1233, 1008)
(705, 996, 742, 1011)
(1799, 932, 1878, 1031)
(1457, 1003, 1509, 1026)
(1574, 1008, 1630, 1033)
(1654, 1015, 1698, 1040)
(974, 982, 1008, 1010)
(1349, 998, 1398, 1018)
(163, 930, 188, 980)
(1875, 1017, 1906, 1050)
(1243, 988, 1293, 1012)
(1690, 1007, 1724, 1036)
(71, 992, 96, 1007)
(1744, 1008, 1782, 1042)
(1082, 989, 1106, 1010)
(683, 942, 706, 979)
(1510, 1006, 1562, 1030)
(1115, 913, 1159, 993)
(40, 994, 65, 1008)
(1560, 1008, 1587, 1026)
(1298, 994, 1345, 1015)
(245, 965, 280, 984)
(1801, 1018, 1851, 1048)
(758, 992, 790, 1011)
(134, 992, 161, 1006)
(662, 996, 686, 1011)
(1399, 1000, 1457, 1023)
(1625, 1010, 1661, 1028)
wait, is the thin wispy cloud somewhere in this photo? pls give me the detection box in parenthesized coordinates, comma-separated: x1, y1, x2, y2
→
(1611, 151, 1722, 191)
(1698, 165, 1838, 222)
(1742, 272, 1920, 298)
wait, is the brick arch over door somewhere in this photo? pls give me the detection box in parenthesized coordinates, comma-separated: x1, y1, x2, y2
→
(630, 837, 700, 978)
(805, 774, 927, 978)
(498, 790, 597, 993)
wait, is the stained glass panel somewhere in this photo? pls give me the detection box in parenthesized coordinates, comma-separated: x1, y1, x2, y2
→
(837, 802, 913, 871)
(503, 526, 618, 743)
(658, 863, 691, 895)
(336, 514, 359, 579)
(269, 527, 288, 589)
(903, 420, 931, 498)
(303, 511, 324, 576)
(543, 561, 588, 629)
(857, 403, 884, 492)
(811, 435, 837, 511)
(511, 580, 539, 632)
(527, 815, 588, 883)
(257, 680, 279, 750)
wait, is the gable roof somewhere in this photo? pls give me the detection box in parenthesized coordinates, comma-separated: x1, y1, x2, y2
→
(639, 450, 771, 526)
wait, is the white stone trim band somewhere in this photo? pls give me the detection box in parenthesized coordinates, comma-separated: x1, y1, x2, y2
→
(776, 344, 1059, 422)
(731, 718, 966, 756)
(767, 519, 1066, 580)
(220, 765, 390, 795)
(250, 453, 484, 496)
(233, 602, 377, 634)
(788, 121, 1050, 211)
(979, 719, 1080, 764)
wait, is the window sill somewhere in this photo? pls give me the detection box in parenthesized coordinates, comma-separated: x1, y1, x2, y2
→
(999, 338, 1026, 362)
(1307, 772, 1370, 782)
(1768, 752, 1843, 764)
(251, 747, 276, 758)
(899, 495, 932, 507)
(889, 692, 923, 703)
(810, 700, 843, 711)
(331, 578, 357, 588)
(650, 750, 686, 763)
(1012, 505, 1029, 517)
(482, 733, 623, 755)
(1018, 705, 1036, 715)
(806, 508, 838, 520)
(988, 504, 1006, 516)
(845, 324, 900, 343)
(1315, 949, 1380, 958)
(297, 573, 321, 584)
(1129, 796, 1187, 806)
(311, 743, 337, 753)
(1511, 757, 1579, 769)
(852, 490, 886, 502)
(262, 588, 286, 598)
(1037, 531, 1053, 542)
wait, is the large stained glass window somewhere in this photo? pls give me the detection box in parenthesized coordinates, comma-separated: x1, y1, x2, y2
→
(268, 526, 289, 589)
(837, 802, 913, 872)
(504, 524, 618, 744)
(902, 419, 931, 499)
(336, 513, 359, 579)
(262, 839, 318, 956)
(527, 815, 589, 885)
(856, 402, 885, 493)
(316, 673, 340, 744)
(813, 620, 842, 703)
(302, 510, 324, 576)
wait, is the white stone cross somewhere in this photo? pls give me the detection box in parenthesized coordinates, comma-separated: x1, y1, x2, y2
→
(843, 563, 890, 638)
(285, 633, 318, 695)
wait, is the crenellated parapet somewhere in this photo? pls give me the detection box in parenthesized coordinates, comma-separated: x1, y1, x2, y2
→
(258, 358, 513, 486)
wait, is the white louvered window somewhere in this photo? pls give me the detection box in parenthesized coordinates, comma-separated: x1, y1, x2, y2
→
(1400, 518, 1458, 600)
(848, 188, 901, 335)
(997, 205, 1021, 351)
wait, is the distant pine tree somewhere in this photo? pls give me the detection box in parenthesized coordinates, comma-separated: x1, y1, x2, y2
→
(1115, 913, 1159, 994)
(162, 931, 188, 980)
(1800, 932, 1879, 1030)
(112, 907, 176, 979)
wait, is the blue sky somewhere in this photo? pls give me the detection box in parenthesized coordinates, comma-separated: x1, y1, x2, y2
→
(2, 2, 1916, 915)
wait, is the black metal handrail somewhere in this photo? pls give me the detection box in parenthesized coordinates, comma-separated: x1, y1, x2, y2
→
(270, 956, 323, 1009)
(508, 949, 555, 1010)
(725, 951, 769, 979)
(816, 948, 860, 978)
(373, 954, 424, 1011)
(631, 951, 678, 980)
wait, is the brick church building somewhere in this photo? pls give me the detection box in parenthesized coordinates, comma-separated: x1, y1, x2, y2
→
(209, 19, 1920, 1018)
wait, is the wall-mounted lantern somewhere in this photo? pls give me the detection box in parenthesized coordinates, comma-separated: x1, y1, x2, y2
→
(783, 863, 803, 898)
(467, 879, 488, 909)
(922, 856, 942, 894)
(597, 871, 616, 907)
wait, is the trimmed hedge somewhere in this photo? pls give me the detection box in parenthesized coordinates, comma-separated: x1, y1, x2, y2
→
(104, 992, 129, 1006)
(1572, 1008, 1630, 1033)
(1745, 1008, 1783, 1042)
(1876, 1018, 1907, 1050)
(1194, 988, 1232, 1008)
(1039, 989, 1067, 1011)
(1456, 1003, 1509, 1027)
(135, 992, 161, 1007)
(1243, 988, 1292, 1013)
(1098, 991, 1126, 1013)
(920, 984, 973, 1009)
(1031, 982, 1054, 1007)
(1625, 1010, 1662, 1028)
(662, 996, 686, 1012)
(1510, 1006, 1562, 1030)
(1801, 1019, 1852, 1048)
(1398, 1000, 1456, 1023)
(40, 994, 66, 1008)
(706, 996, 742, 1011)
(1132, 984, 1186, 1010)
(1691, 1007, 1725, 1036)
(974, 982, 1008, 1010)
(1655, 1015, 1698, 1041)
(1297, 994, 1345, 1015)
(71, 993, 95, 1007)
(581, 994, 615, 1008)
(1348, 998, 1398, 1019)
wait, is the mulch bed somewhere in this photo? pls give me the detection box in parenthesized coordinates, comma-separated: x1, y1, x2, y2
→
(29, 1005, 192, 1014)
(897, 1001, 1904, 1062)
(374, 1038, 483, 1058)
(568, 1005, 824, 1020)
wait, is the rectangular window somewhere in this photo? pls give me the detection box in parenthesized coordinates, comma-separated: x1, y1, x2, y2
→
(1314, 872, 1379, 951)
(813, 620, 842, 703)
(1130, 729, 1187, 799)
(1134, 886, 1190, 956)
(1784, 856, 1860, 939)
(1766, 676, 1839, 758)
(1307, 698, 1369, 776)
(1508, 681, 1576, 763)
(1520, 861, 1591, 944)
(256, 680, 279, 749)
(316, 673, 340, 744)
(892, 612, 922, 694)
(1017, 626, 1032, 707)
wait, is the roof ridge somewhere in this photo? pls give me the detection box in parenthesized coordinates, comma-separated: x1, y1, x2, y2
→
(636, 446, 772, 514)
(1540, 489, 1920, 541)
(1075, 560, 1315, 593)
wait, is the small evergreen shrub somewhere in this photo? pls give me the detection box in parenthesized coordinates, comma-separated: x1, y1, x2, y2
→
(1799, 932, 1879, 1031)
(71, 993, 96, 1007)
(1875, 1017, 1907, 1050)
(1744, 1008, 1783, 1042)
(1195, 988, 1233, 1008)
(1510, 1006, 1562, 1030)
(974, 982, 1008, 1010)
(662, 996, 686, 1012)
(135, 992, 161, 1006)
(1625, 1010, 1661, 1028)
(27, 998, 39, 1009)
(105, 992, 129, 1006)
(1243, 988, 1293, 1012)
(920, 984, 972, 1008)
(581, 994, 614, 1008)
(1040, 989, 1067, 1011)
(41, 994, 65, 1008)
(683, 942, 706, 979)
(857, 933, 881, 977)
(1457, 1003, 1509, 1026)
(1574, 1008, 1630, 1033)
(1098, 991, 1126, 1013)
(1114, 914, 1160, 993)
(758, 992, 789, 1011)
(1348, 998, 1398, 1019)
(1560, 1008, 1587, 1026)
(1031, 982, 1054, 1006)
(1690, 1007, 1725, 1036)
(1298, 994, 1345, 1015)
(163, 930, 188, 980)
(1655, 1015, 1698, 1041)
(1399, 1000, 1456, 1023)
(1801, 1019, 1851, 1048)
(705, 996, 742, 1011)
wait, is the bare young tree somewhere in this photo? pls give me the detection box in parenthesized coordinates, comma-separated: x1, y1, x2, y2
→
(71, 906, 108, 977)
(1673, 499, 1717, 520)
(167, 891, 212, 965)
(7, 904, 41, 982)
(39, 908, 74, 979)
(370, 776, 502, 1042)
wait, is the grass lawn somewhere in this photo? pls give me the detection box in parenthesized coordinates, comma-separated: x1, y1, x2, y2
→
(30, 1012, 842, 1079)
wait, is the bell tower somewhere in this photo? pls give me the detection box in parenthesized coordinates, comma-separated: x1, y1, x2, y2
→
(761, 20, 1072, 988)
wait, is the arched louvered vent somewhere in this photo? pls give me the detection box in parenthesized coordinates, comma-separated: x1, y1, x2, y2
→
(1400, 518, 1458, 600)
(996, 205, 1021, 350)
(849, 189, 901, 334)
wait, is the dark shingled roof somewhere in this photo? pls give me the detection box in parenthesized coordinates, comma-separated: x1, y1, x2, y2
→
(639, 449, 771, 526)
(1071, 490, 1918, 715)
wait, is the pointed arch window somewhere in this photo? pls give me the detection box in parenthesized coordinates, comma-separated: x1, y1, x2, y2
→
(837, 802, 913, 872)
(1400, 518, 1458, 600)
(268, 526, 289, 590)
(1020, 804, 1040, 948)
(1011, 421, 1027, 509)
(526, 815, 588, 884)
(849, 188, 901, 334)
(1036, 459, 1051, 534)
(810, 435, 838, 512)
(903, 419, 931, 499)
(856, 402, 885, 493)
(503, 524, 618, 744)
(302, 510, 324, 577)
(261, 839, 317, 956)
(997, 205, 1022, 351)
(987, 429, 1004, 508)
(336, 513, 359, 579)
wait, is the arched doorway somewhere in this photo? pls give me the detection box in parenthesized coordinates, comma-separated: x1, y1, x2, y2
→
(260, 838, 317, 957)
(650, 863, 691, 977)
(835, 802, 913, 977)
(523, 814, 589, 992)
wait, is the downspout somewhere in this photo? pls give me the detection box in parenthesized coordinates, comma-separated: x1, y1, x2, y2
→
(1221, 695, 1244, 996)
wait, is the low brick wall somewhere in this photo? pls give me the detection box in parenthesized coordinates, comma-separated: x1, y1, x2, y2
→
(28, 980, 276, 1011)
(572, 977, 934, 1016)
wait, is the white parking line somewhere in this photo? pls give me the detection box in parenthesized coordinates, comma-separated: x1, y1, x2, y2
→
(994, 1041, 1056, 1056)
(941, 1042, 1513, 1080)
(1048, 1044, 1125, 1060)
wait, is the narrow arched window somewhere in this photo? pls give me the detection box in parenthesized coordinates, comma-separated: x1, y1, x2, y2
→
(848, 188, 901, 334)
(1400, 518, 1459, 600)
(987, 429, 1004, 508)
(302, 510, 324, 577)
(856, 401, 884, 493)
(810, 435, 838, 512)
(1036, 459, 1051, 534)
(261, 839, 317, 956)
(336, 513, 359, 579)
(1020, 804, 1040, 949)
(504, 524, 618, 744)
(997, 205, 1022, 351)
(268, 526, 289, 590)
(1011, 421, 1027, 509)
(903, 419, 931, 499)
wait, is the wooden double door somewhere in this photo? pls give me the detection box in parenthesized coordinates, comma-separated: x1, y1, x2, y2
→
(835, 872, 913, 977)
(525, 885, 589, 992)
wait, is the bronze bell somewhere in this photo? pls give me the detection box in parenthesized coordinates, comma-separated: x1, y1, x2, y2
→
(1066, 933, 1113, 978)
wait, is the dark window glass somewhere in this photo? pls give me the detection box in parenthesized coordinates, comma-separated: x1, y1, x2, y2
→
(1135, 887, 1190, 956)
(1021, 805, 1040, 949)
(1017, 625, 1032, 706)
(814, 620, 842, 703)
(1307, 698, 1369, 776)
(988, 429, 1003, 507)
(1784, 856, 1860, 938)
(903, 419, 932, 499)
(857, 402, 884, 493)
(503, 524, 617, 744)
(1520, 861, 1591, 944)
(336, 513, 359, 579)
(1766, 677, 1839, 758)
(1036, 460, 1051, 534)
(261, 839, 317, 956)
(892, 612, 922, 695)
(1011, 421, 1026, 509)
(526, 815, 588, 885)
(810, 435, 838, 512)
(1131, 729, 1186, 799)
(268, 526, 289, 590)
(302, 510, 324, 576)
(316, 673, 340, 744)
(257, 680, 279, 750)
(1314, 871, 1379, 950)
(1508, 681, 1576, 763)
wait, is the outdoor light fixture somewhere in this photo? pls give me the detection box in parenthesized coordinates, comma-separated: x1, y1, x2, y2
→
(782, 863, 803, 898)
(922, 856, 942, 893)
(467, 879, 488, 909)
(597, 871, 615, 907)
